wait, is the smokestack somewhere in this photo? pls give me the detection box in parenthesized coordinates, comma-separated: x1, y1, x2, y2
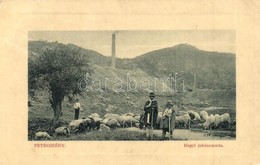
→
(111, 33, 116, 69)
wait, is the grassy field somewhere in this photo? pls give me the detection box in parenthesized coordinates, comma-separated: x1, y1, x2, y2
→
(29, 117, 236, 141)
(28, 88, 236, 141)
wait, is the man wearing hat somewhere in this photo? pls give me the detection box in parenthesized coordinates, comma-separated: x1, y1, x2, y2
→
(143, 92, 158, 140)
(73, 99, 82, 120)
(160, 100, 176, 140)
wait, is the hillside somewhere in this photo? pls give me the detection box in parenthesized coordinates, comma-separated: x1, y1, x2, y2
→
(29, 41, 236, 91)
(28, 41, 236, 121)
(132, 44, 236, 90)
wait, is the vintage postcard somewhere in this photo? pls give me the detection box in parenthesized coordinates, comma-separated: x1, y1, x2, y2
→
(1, 0, 260, 165)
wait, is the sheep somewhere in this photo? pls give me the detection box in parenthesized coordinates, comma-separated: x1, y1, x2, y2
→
(214, 114, 222, 128)
(216, 113, 231, 129)
(202, 114, 215, 130)
(104, 113, 120, 119)
(188, 110, 201, 121)
(88, 113, 100, 118)
(123, 112, 135, 117)
(102, 118, 110, 125)
(86, 116, 102, 131)
(54, 126, 70, 137)
(121, 115, 139, 127)
(106, 119, 121, 129)
(99, 124, 110, 132)
(69, 118, 90, 133)
(35, 131, 51, 140)
(175, 114, 191, 129)
(199, 110, 209, 121)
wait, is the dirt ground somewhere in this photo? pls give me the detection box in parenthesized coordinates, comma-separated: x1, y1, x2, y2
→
(125, 127, 235, 140)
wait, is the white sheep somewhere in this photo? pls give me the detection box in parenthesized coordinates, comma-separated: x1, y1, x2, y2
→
(54, 126, 70, 137)
(218, 113, 231, 128)
(35, 131, 51, 140)
(202, 114, 215, 130)
(176, 114, 191, 129)
(200, 110, 209, 121)
(92, 117, 103, 123)
(188, 110, 201, 121)
(106, 119, 121, 129)
(69, 118, 90, 132)
(99, 124, 110, 132)
(121, 115, 138, 127)
(102, 118, 110, 125)
(123, 112, 135, 117)
(214, 114, 222, 127)
(88, 113, 100, 118)
(104, 113, 120, 119)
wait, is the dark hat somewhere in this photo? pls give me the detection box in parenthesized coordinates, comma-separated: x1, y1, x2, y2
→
(149, 92, 155, 97)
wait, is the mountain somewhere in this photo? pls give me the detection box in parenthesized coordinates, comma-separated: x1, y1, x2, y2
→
(28, 40, 111, 65)
(28, 41, 235, 90)
(28, 41, 236, 118)
(131, 43, 235, 90)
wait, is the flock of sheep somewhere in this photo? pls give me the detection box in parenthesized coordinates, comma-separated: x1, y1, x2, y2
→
(35, 110, 235, 140)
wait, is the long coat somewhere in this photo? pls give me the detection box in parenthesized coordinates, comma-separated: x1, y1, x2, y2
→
(143, 99, 158, 127)
(160, 108, 176, 132)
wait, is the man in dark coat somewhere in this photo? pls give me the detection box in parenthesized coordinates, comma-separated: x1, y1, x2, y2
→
(143, 92, 158, 140)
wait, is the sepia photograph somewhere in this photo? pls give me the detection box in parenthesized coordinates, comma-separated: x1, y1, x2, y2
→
(2, 0, 260, 164)
(28, 30, 236, 141)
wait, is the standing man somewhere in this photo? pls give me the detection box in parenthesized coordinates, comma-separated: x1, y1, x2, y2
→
(160, 100, 176, 140)
(74, 99, 82, 120)
(143, 92, 158, 140)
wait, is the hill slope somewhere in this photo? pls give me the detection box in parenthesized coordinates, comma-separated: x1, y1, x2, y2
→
(132, 44, 235, 90)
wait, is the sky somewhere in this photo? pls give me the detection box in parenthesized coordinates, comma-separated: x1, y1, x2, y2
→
(29, 30, 235, 58)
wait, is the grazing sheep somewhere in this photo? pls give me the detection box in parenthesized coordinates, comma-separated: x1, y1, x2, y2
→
(106, 119, 121, 129)
(218, 113, 231, 128)
(54, 126, 70, 137)
(175, 114, 191, 129)
(104, 113, 120, 119)
(214, 114, 222, 128)
(121, 115, 138, 127)
(86, 117, 101, 130)
(88, 113, 100, 118)
(35, 131, 51, 140)
(199, 110, 209, 121)
(102, 118, 110, 125)
(99, 124, 110, 132)
(69, 118, 90, 133)
(202, 114, 215, 130)
(103, 113, 122, 125)
(188, 110, 201, 121)
(123, 112, 135, 117)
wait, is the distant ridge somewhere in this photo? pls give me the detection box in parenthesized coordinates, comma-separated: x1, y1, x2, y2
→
(29, 40, 235, 90)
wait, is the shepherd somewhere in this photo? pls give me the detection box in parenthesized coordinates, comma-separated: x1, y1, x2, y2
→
(73, 99, 82, 120)
(143, 92, 158, 140)
(160, 100, 176, 140)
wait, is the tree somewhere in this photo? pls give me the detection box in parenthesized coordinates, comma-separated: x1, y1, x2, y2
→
(29, 43, 92, 128)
